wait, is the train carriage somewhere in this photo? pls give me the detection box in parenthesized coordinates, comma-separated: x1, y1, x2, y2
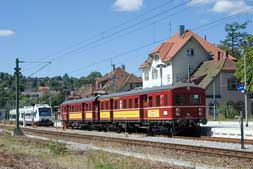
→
(61, 83, 207, 135)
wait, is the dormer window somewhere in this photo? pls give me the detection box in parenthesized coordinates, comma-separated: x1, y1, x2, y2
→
(152, 68, 158, 79)
(154, 55, 159, 62)
(187, 48, 194, 56)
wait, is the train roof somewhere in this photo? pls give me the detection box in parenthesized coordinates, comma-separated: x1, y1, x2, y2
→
(61, 83, 203, 105)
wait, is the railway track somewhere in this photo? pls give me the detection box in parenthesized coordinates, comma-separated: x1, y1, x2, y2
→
(1, 124, 253, 161)
(173, 136, 253, 145)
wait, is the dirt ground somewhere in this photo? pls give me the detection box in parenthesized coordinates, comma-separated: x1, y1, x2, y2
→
(0, 151, 55, 169)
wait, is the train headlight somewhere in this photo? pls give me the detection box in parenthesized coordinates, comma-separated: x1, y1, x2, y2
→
(175, 108, 181, 116)
(198, 108, 203, 116)
(187, 113, 190, 116)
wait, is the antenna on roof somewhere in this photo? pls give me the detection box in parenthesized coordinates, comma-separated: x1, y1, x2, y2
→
(169, 21, 172, 39)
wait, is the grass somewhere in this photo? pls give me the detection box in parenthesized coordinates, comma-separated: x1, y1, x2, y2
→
(0, 134, 167, 169)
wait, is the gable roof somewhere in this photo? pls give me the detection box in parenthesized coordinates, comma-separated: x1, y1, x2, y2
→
(191, 58, 236, 89)
(140, 30, 236, 68)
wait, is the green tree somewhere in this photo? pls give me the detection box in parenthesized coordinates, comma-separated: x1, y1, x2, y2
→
(219, 21, 249, 58)
(234, 35, 253, 92)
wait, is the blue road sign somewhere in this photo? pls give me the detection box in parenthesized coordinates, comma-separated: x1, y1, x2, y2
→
(237, 84, 245, 92)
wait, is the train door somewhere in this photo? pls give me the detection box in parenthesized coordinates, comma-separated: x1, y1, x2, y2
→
(66, 105, 69, 123)
(93, 100, 100, 122)
(110, 99, 113, 122)
(140, 95, 147, 121)
(82, 103, 85, 123)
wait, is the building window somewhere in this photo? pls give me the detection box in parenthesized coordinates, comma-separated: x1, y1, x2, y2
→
(154, 55, 159, 62)
(227, 78, 239, 91)
(144, 70, 149, 81)
(187, 48, 194, 56)
(167, 74, 171, 83)
(176, 74, 181, 82)
(152, 68, 158, 79)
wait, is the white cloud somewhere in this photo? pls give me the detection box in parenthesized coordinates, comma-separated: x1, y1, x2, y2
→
(212, 0, 251, 14)
(0, 29, 15, 37)
(190, 0, 253, 14)
(113, 0, 144, 12)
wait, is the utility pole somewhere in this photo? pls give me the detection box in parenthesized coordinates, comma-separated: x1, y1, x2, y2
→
(212, 76, 216, 121)
(188, 64, 190, 83)
(13, 58, 23, 135)
(243, 40, 249, 127)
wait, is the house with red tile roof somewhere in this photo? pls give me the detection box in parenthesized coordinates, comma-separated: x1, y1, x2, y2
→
(94, 66, 142, 94)
(140, 25, 252, 117)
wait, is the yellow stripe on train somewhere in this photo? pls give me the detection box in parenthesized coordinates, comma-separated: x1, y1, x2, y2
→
(114, 110, 139, 118)
(86, 113, 93, 119)
(100, 111, 110, 118)
(69, 112, 82, 119)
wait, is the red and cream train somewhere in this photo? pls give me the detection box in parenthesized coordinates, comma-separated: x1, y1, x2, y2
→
(60, 83, 207, 135)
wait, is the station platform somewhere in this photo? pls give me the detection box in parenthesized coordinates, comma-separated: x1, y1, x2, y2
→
(201, 121, 253, 139)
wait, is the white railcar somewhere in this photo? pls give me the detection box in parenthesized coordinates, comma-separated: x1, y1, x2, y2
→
(9, 104, 54, 126)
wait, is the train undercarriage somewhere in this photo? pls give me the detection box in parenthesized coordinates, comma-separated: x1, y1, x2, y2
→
(64, 118, 206, 136)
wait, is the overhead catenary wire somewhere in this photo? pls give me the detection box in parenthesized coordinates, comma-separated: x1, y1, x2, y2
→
(22, 0, 191, 73)
(67, 7, 253, 77)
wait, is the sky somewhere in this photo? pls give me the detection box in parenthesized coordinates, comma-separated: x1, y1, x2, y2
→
(0, 0, 253, 78)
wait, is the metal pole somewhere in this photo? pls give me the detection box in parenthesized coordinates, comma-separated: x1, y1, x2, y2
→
(213, 80, 216, 121)
(244, 50, 248, 127)
(14, 58, 23, 135)
(240, 111, 245, 149)
(188, 64, 190, 83)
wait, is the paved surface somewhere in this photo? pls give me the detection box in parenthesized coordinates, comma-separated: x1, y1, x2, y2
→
(202, 121, 253, 139)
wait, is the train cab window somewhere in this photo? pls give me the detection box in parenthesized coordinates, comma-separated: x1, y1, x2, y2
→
(123, 100, 127, 109)
(164, 95, 168, 106)
(190, 94, 201, 105)
(175, 95, 187, 105)
(156, 95, 160, 107)
(129, 99, 132, 108)
(148, 96, 153, 107)
(134, 98, 139, 108)
(114, 100, 118, 109)
(105, 101, 109, 110)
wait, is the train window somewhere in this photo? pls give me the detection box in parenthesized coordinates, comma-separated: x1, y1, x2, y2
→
(164, 95, 168, 106)
(134, 98, 139, 108)
(86, 104, 88, 111)
(120, 100, 122, 109)
(123, 100, 127, 109)
(175, 95, 187, 105)
(101, 102, 104, 110)
(148, 96, 153, 107)
(105, 101, 109, 110)
(190, 94, 201, 105)
(114, 100, 118, 109)
(156, 95, 160, 107)
(129, 99, 132, 108)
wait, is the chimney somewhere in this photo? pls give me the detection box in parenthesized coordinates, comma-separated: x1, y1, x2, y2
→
(121, 64, 125, 71)
(112, 64, 116, 71)
(179, 25, 185, 37)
